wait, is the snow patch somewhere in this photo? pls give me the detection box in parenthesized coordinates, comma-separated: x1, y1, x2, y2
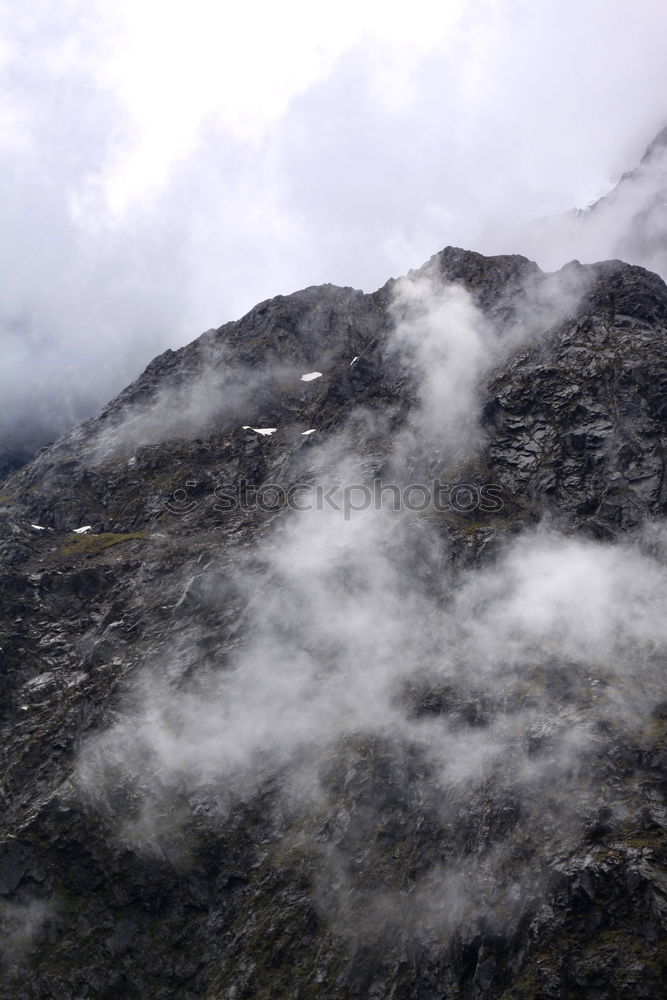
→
(350, 357, 358, 365)
(300, 372, 322, 382)
(242, 426, 277, 436)
(73, 526, 92, 534)
(30, 524, 45, 531)
(301, 429, 317, 436)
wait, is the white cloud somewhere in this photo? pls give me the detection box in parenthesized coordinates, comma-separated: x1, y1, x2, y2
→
(2, 0, 667, 458)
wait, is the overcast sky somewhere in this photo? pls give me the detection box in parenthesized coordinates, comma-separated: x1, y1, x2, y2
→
(2, 0, 667, 450)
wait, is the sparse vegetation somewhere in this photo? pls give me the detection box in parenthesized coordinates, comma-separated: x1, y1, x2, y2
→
(60, 530, 148, 557)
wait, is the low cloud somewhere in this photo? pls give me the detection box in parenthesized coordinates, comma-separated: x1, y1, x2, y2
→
(76, 498, 667, 938)
(75, 272, 667, 939)
(491, 135, 667, 278)
(389, 267, 495, 448)
(3, 2, 667, 465)
(0, 898, 51, 969)
(82, 358, 299, 462)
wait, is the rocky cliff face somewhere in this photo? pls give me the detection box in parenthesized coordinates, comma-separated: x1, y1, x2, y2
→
(2, 247, 667, 998)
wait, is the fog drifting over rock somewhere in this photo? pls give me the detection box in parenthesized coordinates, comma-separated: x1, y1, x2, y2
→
(74, 266, 667, 946)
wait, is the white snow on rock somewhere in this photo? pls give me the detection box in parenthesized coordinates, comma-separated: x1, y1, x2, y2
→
(350, 357, 358, 365)
(30, 524, 46, 531)
(242, 426, 277, 436)
(73, 526, 92, 534)
(301, 429, 317, 436)
(300, 372, 322, 382)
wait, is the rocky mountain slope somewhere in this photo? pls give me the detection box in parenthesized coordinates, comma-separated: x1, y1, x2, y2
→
(582, 125, 667, 277)
(2, 247, 667, 998)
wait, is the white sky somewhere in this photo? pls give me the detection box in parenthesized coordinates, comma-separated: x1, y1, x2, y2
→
(2, 0, 667, 447)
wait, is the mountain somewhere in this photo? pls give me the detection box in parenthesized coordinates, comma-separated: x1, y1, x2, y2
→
(579, 124, 667, 278)
(5, 124, 667, 486)
(2, 244, 667, 998)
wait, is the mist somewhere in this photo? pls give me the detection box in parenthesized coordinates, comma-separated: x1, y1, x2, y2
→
(76, 499, 667, 939)
(0, 899, 51, 969)
(3, 1, 667, 465)
(74, 265, 667, 945)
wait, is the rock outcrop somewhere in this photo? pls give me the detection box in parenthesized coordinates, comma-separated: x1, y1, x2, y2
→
(1, 247, 667, 998)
